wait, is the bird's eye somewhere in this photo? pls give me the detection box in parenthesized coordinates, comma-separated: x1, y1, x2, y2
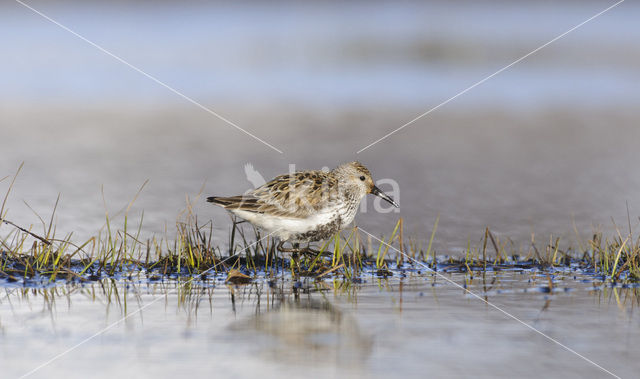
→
(359, 176, 366, 181)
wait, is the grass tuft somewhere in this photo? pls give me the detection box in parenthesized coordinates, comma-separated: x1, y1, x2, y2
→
(1, 168, 640, 285)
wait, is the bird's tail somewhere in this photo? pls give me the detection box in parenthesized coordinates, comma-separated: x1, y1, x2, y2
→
(207, 196, 241, 208)
(207, 196, 224, 205)
(207, 195, 257, 210)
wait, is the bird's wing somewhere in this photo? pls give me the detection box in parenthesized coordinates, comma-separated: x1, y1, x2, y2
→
(216, 171, 337, 218)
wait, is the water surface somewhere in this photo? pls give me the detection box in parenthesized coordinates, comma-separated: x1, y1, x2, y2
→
(2, 271, 638, 378)
(1, 3, 639, 376)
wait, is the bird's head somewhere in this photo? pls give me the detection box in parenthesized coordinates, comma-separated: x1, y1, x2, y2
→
(333, 161, 399, 207)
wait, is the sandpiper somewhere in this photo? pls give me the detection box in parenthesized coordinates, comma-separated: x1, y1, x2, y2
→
(207, 161, 398, 254)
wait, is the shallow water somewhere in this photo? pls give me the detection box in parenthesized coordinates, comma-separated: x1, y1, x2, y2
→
(1, 271, 638, 378)
(1, 2, 640, 377)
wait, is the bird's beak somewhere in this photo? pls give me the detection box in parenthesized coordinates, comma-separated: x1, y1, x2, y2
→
(370, 185, 399, 208)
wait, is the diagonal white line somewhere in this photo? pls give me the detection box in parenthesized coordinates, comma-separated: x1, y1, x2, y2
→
(18, 228, 281, 378)
(357, 227, 620, 379)
(15, 0, 284, 154)
(356, 0, 625, 154)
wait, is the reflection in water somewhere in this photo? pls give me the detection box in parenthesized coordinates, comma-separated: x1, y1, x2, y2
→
(2, 272, 639, 325)
(1, 272, 640, 377)
(231, 297, 372, 366)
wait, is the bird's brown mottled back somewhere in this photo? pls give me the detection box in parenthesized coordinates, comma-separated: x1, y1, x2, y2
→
(209, 170, 339, 218)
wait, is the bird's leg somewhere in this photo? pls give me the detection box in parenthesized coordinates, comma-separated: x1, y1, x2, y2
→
(290, 243, 301, 271)
(291, 243, 300, 279)
(277, 240, 302, 253)
(291, 252, 301, 274)
(277, 241, 302, 274)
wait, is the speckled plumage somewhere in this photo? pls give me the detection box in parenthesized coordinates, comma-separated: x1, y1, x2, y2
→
(207, 162, 398, 244)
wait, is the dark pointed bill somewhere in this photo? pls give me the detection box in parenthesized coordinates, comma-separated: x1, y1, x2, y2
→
(370, 185, 399, 208)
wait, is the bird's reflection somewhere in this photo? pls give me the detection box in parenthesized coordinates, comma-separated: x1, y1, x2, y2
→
(230, 296, 372, 366)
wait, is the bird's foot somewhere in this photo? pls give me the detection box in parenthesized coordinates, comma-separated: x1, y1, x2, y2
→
(277, 241, 330, 258)
(300, 246, 331, 258)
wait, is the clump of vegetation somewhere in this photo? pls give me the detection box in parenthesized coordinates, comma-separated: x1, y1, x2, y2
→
(1, 164, 640, 285)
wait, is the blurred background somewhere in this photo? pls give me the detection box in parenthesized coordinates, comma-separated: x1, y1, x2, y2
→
(1, 0, 638, 252)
